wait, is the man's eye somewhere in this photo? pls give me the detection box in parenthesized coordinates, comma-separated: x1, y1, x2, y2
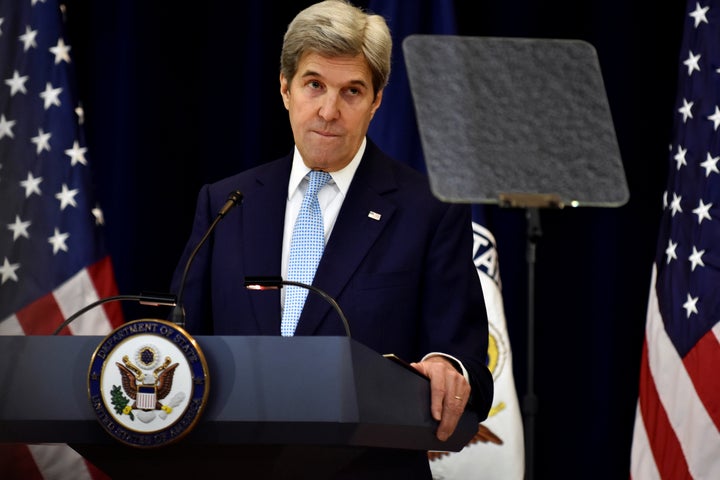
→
(309, 80, 321, 89)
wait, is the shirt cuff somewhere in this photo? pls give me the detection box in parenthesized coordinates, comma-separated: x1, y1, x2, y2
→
(421, 352, 470, 384)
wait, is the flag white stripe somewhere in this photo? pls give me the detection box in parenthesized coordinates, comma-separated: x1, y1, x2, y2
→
(0, 314, 24, 335)
(28, 444, 94, 480)
(54, 268, 113, 336)
(631, 401, 661, 480)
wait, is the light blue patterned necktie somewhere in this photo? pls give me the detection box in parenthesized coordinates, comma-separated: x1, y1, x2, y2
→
(281, 170, 332, 336)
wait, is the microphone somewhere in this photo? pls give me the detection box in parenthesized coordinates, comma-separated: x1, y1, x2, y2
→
(170, 190, 244, 328)
(244, 276, 351, 337)
(52, 292, 177, 335)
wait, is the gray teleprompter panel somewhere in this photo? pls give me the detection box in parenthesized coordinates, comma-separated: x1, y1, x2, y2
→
(402, 35, 629, 208)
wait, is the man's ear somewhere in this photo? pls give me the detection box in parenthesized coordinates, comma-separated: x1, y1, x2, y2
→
(280, 73, 290, 109)
(370, 88, 384, 118)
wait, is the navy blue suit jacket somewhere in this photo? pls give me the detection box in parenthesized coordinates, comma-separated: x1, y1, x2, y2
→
(171, 139, 493, 477)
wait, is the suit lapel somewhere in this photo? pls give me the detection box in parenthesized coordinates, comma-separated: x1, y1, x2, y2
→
(242, 157, 291, 334)
(296, 143, 398, 335)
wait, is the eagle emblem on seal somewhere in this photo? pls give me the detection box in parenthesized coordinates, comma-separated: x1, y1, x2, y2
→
(89, 319, 208, 446)
(116, 351, 179, 411)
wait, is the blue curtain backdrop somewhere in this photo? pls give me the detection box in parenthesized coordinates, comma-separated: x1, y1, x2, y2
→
(62, 1, 685, 478)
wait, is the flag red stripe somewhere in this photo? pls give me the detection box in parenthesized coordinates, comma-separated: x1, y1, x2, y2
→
(14, 257, 124, 336)
(87, 256, 124, 329)
(682, 329, 720, 432)
(638, 337, 692, 480)
(15, 292, 65, 336)
(84, 459, 111, 480)
(0, 444, 44, 480)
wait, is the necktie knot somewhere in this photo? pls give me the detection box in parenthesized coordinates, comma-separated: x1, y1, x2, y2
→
(306, 170, 331, 198)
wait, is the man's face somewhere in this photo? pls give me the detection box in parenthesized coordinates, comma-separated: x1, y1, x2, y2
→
(280, 51, 383, 172)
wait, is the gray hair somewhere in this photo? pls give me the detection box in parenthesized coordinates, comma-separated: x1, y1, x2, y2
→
(280, 0, 392, 97)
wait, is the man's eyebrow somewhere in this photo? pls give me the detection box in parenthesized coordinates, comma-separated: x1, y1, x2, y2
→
(299, 70, 369, 89)
(346, 79, 370, 89)
(300, 69, 321, 78)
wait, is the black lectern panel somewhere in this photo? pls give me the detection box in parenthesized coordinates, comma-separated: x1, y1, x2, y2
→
(0, 335, 478, 477)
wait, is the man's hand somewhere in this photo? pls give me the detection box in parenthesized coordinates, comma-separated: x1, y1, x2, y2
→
(411, 356, 470, 441)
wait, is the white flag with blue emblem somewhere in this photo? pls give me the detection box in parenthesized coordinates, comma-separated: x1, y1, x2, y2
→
(428, 211, 525, 479)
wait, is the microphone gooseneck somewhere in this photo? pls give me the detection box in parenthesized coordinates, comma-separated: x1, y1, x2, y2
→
(52, 292, 177, 335)
(244, 276, 352, 338)
(171, 189, 244, 328)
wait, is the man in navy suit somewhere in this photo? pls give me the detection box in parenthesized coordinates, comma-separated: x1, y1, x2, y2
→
(171, 0, 493, 477)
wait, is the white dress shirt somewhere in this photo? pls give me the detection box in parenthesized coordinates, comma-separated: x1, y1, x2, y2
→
(280, 138, 366, 305)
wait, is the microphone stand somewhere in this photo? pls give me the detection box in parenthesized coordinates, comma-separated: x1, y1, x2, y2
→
(171, 190, 244, 328)
(244, 276, 351, 338)
(523, 206, 542, 480)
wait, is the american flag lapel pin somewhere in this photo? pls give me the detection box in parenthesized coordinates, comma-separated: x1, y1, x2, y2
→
(368, 211, 382, 221)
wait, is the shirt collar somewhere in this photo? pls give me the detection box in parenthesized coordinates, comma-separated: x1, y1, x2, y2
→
(288, 137, 366, 198)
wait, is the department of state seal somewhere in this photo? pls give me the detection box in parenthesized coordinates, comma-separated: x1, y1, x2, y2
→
(87, 319, 209, 448)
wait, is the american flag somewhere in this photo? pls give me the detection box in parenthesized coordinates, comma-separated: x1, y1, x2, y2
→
(0, 1, 122, 478)
(630, 1, 720, 478)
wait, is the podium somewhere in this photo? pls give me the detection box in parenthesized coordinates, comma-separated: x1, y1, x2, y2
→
(0, 335, 479, 477)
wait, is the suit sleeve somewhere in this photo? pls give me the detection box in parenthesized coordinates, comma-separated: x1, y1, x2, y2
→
(420, 201, 494, 420)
